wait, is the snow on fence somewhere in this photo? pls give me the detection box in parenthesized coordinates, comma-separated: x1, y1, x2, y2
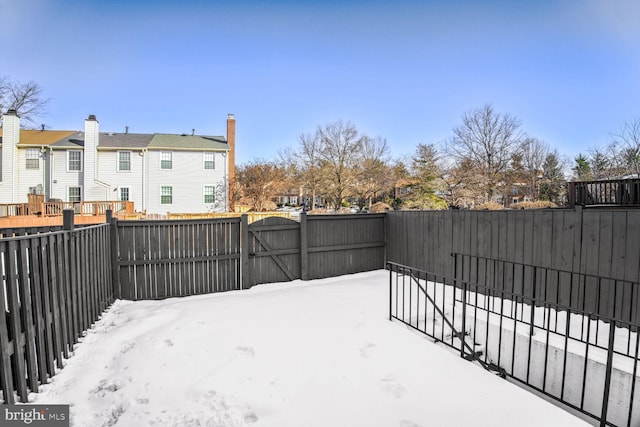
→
(388, 260, 640, 427)
(0, 222, 113, 404)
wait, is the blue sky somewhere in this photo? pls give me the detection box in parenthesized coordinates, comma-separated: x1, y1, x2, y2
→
(2, 0, 639, 164)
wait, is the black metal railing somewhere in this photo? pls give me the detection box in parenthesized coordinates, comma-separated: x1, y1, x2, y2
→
(568, 178, 640, 206)
(388, 260, 640, 427)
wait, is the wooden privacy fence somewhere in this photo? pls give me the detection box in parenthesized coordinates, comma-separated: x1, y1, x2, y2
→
(241, 214, 385, 289)
(0, 222, 113, 404)
(386, 207, 640, 323)
(114, 217, 242, 300)
(114, 213, 386, 299)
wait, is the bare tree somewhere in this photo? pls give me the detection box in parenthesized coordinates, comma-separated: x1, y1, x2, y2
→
(317, 120, 364, 209)
(447, 104, 524, 203)
(352, 136, 392, 209)
(297, 132, 324, 209)
(521, 137, 550, 200)
(611, 117, 640, 176)
(236, 160, 289, 211)
(0, 77, 50, 127)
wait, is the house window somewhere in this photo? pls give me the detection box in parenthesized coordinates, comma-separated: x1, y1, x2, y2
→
(119, 187, 130, 201)
(68, 150, 82, 171)
(161, 152, 172, 169)
(26, 148, 40, 169)
(204, 185, 215, 204)
(160, 186, 172, 204)
(68, 186, 81, 202)
(204, 152, 215, 170)
(118, 151, 131, 171)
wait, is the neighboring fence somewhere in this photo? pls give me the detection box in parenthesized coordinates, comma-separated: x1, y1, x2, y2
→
(386, 207, 640, 323)
(0, 222, 113, 404)
(388, 260, 640, 427)
(114, 213, 386, 298)
(167, 211, 292, 223)
(568, 178, 640, 207)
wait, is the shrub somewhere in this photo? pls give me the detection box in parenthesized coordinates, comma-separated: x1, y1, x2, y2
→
(510, 201, 558, 209)
(474, 202, 505, 210)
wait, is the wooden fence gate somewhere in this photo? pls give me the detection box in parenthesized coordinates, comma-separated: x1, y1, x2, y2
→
(243, 217, 301, 288)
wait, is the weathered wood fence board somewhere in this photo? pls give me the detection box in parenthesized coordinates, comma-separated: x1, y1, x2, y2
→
(0, 223, 113, 404)
(116, 218, 242, 300)
(386, 208, 640, 322)
(305, 214, 386, 280)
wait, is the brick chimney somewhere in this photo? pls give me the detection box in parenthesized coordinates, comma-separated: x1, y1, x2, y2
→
(1, 109, 20, 202)
(227, 113, 236, 212)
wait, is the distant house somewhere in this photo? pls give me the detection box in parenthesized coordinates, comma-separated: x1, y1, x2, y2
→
(0, 110, 236, 214)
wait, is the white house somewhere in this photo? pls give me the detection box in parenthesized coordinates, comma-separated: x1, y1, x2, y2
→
(0, 110, 236, 214)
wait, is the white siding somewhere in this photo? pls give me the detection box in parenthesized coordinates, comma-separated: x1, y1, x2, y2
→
(16, 148, 46, 202)
(49, 149, 83, 201)
(145, 150, 227, 214)
(95, 150, 144, 210)
(0, 112, 20, 202)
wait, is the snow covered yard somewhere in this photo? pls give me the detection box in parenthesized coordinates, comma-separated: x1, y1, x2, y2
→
(30, 270, 590, 427)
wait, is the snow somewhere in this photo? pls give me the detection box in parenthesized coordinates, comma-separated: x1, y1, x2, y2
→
(30, 271, 591, 427)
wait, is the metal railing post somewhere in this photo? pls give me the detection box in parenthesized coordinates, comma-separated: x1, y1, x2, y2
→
(600, 320, 617, 426)
(460, 280, 467, 359)
(388, 262, 392, 321)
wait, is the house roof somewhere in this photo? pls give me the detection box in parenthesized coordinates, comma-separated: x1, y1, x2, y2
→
(50, 133, 85, 149)
(98, 133, 154, 150)
(2, 129, 229, 151)
(147, 134, 229, 151)
(17, 130, 78, 147)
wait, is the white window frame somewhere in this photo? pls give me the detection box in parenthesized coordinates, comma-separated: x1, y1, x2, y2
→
(118, 151, 132, 172)
(160, 186, 173, 204)
(26, 148, 40, 170)
(203, 152, 215, 170)
(160, 151, 173, 170)
(67, 150, 83, 172)
(68, 186, 82, 202)
(119, 187, 130, 201)
(203, 185, 215, 204)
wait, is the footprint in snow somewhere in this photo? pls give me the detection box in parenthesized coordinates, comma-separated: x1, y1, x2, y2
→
(119, 341, 135, 355)
(236, 346, 255, 358)
(359, 342, 376, 359)
(379, 374, 407, 399)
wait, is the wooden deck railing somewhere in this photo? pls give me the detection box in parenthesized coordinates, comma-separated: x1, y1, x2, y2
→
(0, 201, 134, 217)
(568, 178, 640, 206)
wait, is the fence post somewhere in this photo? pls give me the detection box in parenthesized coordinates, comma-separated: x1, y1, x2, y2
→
(63, 209, 74, 230)
(241, 214, 249, 290)
(106, 210, 121, 300)
(300, 212, 309, 280)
